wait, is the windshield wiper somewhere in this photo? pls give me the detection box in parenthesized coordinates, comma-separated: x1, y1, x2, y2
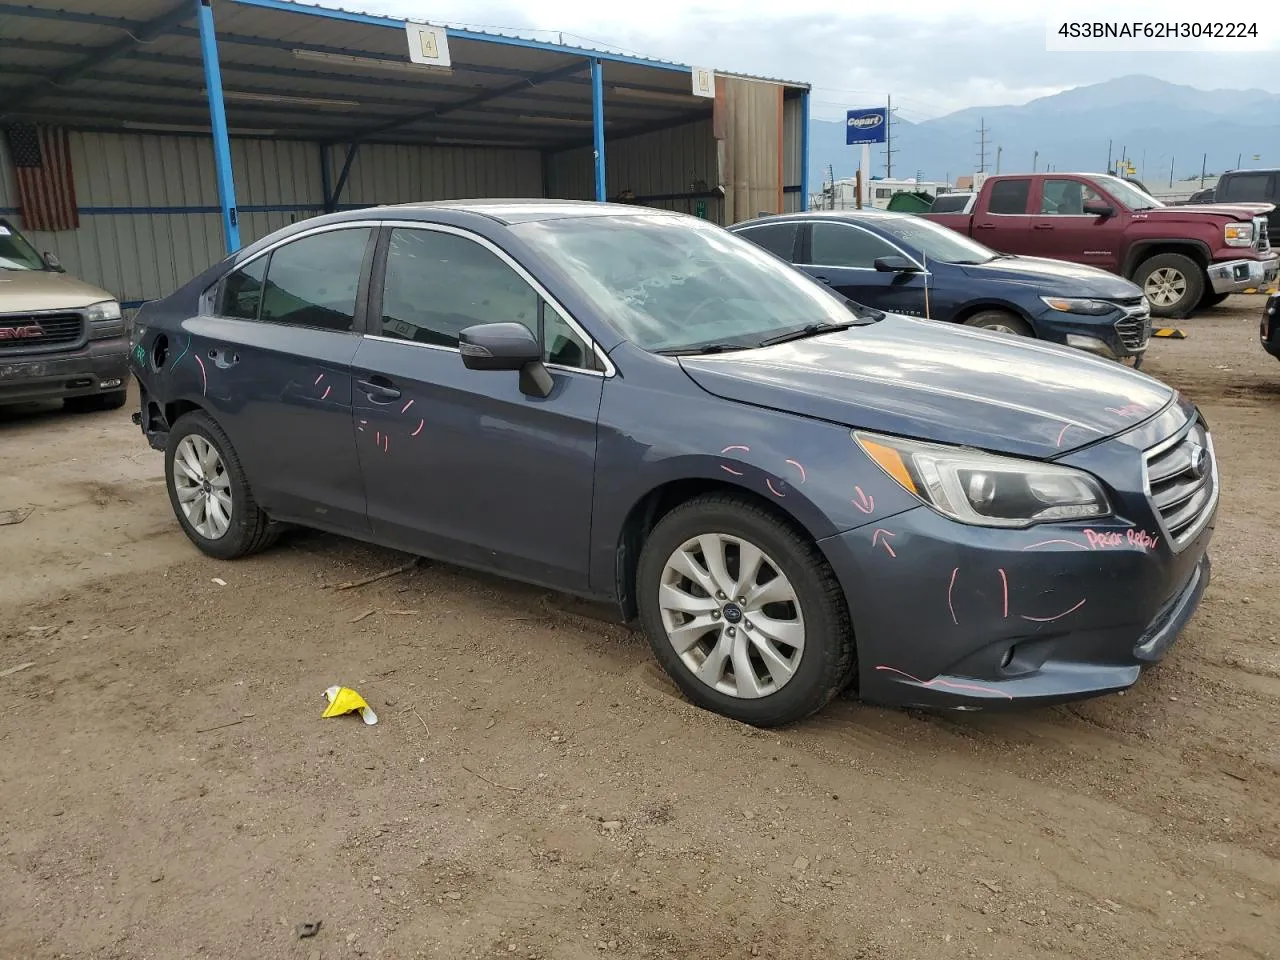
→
(656, 343, 747, 356)
(757, 320, 858, 348)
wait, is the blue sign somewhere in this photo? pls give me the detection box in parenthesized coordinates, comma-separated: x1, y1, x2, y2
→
(846, 107, 888, 145)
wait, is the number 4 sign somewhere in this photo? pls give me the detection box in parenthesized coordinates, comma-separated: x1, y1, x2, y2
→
(692, 67, 715, 99)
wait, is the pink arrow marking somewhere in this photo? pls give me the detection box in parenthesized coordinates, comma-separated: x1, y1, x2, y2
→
(871, 528, 896, 557)
(852, 486, 875, 514)
(765, 478, 786, 497)
(320, 384, 331, 401)
(785, 459, 807, 483)
(721, 444, 751, 454)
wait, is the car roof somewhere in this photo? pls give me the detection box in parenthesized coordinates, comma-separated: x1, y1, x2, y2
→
(732, 210, 911, 226)
(342, 198, 687, 226)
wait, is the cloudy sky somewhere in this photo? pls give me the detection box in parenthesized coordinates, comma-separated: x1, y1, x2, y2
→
(316, 0, 1280, 120)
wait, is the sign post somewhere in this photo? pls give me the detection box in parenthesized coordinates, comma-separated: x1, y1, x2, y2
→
(846, 107, 888, 209)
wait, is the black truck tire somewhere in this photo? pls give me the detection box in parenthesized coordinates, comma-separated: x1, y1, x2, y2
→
(1133, 253, 1205, 319)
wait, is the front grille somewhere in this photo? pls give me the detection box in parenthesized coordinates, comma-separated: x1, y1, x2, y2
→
(0, 312, 85, 354)
(1113, 299, 1152, 351)
(1257, 218, 1271, 254)
(1144, 419, 1217, 549)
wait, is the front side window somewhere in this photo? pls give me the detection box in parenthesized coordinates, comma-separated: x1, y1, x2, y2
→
(380, 227, 596, 370)
(510, 214, 879, 355)
(218, 257, 268, 320)
(809, 222, 898, 268)
(1040, 179, 1103, 215)
(987, 178, 1031, 215)
(0, 220, 47, 271)
(1091, 175, 1163, 211)
(259, 228, 371, 332)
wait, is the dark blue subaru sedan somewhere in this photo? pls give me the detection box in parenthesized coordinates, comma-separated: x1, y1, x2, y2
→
(729, 210, 1152, 364)
(129, 201, 1216, 726)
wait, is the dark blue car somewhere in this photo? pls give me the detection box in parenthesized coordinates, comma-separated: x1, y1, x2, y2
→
(129, 201, 1216, 727)
(729, 210, 1152, 364)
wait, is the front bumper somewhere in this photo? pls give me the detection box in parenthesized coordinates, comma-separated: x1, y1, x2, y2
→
(1207, 254, 1279, 295)
(0, 337, 129, 404)
(1035, 307, 1149, 361)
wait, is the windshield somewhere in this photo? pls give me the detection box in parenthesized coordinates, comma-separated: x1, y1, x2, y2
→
(1094, 174, 1164, 211)
(876, 215, 999, 265)
(0, 221, 48, 271)
(512, 214, 878, 353)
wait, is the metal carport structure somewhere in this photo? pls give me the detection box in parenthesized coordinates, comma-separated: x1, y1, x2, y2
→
(0, 0, 810, 307)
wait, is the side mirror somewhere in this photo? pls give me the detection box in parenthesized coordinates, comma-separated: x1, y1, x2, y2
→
(873, 255, 919, 273)
(1083, 200, 1115, 218)
(458, 321, 552, 398)
(43, 251, 65, 272)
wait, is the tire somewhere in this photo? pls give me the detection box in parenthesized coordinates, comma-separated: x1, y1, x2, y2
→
(1133, 253, 1205, 319)
(64, 389, 127, 413)
(635, 494, 856, 727)
(962, 310, 1034, 337)
(164, 410, 278, 560)
(1198, 290, 1230, 310)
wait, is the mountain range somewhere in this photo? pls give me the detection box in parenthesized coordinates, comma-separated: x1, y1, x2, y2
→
(808, 75, 1280, 190)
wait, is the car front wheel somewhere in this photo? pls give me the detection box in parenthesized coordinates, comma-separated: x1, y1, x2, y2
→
(1134, 253, 1204, 318)
(963, 310, 1033, 337)
(636, 494, 856, 727)
(164, 410, 278, 560)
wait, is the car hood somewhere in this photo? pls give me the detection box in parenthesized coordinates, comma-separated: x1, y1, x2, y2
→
(962, 256, 1141, 297)
(0, 270, 115, 312)
(1139, 202, 1275, 222)
(678, 314, 1175, 459)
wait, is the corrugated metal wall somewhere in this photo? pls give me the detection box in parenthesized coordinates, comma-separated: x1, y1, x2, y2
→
(718, 77, 784, 225)
(546, 119, 724, 224)
(782, 95, 804, 213)
(0, 130, 544, 308)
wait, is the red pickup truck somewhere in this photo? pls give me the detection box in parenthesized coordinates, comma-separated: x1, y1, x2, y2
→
(923, 172, 1278, 318)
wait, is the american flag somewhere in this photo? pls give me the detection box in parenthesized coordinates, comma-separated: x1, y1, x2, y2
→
(3, 124, 79, 232)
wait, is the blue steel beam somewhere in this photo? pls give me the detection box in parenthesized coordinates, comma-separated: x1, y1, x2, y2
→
(195, 0, 240, 252)
(590, 59, 606, 202)
(0, 2, 194, 119)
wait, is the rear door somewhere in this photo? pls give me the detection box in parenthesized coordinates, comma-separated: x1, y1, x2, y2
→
(198, 223, 374, 534)
(973, 177, 1035, 254)
(351, 223, 605, 592)
(796, 220, 927, 316)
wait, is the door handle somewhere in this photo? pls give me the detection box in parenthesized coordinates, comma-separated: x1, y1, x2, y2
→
(1033, 224, 1055, 230)
(208, 347, 239, 369)
(974, 223, 997, 229)
(357, 378, 401, 402)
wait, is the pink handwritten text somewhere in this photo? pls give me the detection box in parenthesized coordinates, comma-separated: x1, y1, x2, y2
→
(1084, 528, 1160, 551)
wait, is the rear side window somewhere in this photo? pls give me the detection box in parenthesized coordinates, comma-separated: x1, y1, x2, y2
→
(1219, 172, 1273, 203)
(987, 179, 1031, 215)
(929, 194, 969, 213)
(735, 222, 800, 261)
(259, 228, 372, 332)
(218, 257, 267, 320)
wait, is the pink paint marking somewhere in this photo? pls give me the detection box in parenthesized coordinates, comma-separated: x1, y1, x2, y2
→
(314, 373, 324, 386)
(852, 486, 875, 514)
(401, 399, 415, 414)
(765, 478, 785, 497)
(871, 528, 896, 558)
(1106, 403, 1146, 419)
(383, 434, 389, 453)
(874, 664, 1014, 701)
(1020, 598, 1087, 623)
(721, 444, 751, 454)
(998, 567, 1009, 619)
(320, 385, 332, 401)
(193, 354, 207, 395)
(947, 567, 959, 625)
(375, 430, 381, 446)
(411, 419, 424, 438)
(1022, 539, 1090, 551)
(785, 459, 807, 483)
(720, 465, 744, 476)
(1055, 423, 1072, 448)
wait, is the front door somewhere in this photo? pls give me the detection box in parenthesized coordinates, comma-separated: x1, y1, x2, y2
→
(1024, 177, 1124, 272)
(352, 224, 605, 592)
(797, 221, 928, 317)
(196, 224, 375, 533)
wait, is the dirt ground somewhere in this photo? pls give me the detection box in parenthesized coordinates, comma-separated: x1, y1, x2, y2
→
(1, 296, 1277, 960)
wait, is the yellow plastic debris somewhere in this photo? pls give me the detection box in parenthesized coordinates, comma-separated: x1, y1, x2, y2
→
(322, 684, 378, 725)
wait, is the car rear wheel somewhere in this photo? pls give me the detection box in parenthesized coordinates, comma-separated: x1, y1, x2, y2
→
(1134, 253, 1204, 318)
(165, 410, 278, 560)
(962, 310, 1033, 337)
(636, 494, 856, 727)
(64, 389, 127, 413)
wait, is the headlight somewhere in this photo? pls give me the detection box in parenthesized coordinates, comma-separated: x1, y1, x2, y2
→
(85, 299, 122, 322)
(1040, 296, 1117, 316)
(1225, 222, 1255, 247)
(855, 432, 1112, 527)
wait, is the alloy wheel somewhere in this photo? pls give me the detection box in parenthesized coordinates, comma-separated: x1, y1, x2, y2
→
(172, 434, 233, 540)
(1144, 267, 1187, 307)
(658, 533, 805, 699)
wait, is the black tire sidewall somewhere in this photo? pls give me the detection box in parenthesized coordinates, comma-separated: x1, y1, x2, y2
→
(1136, 254, 1204, 318)
(164, 412, 260, 560)
(963, 310, 1033, 337)
(636, 498, 852, 726)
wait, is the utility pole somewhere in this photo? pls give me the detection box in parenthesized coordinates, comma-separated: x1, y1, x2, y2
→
(976, 117, 989, 174)
(1033, 150, 1039, 172)
(1169, 157, 1175, 187)
(1200, 153, 1207, 188)
(1107, 139, 1113, 173)
(827, 162, 835, 209)
(1237, 152, 1243, 169)
(884, 94, 897, 180)
(995, 145, 1003, 174)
